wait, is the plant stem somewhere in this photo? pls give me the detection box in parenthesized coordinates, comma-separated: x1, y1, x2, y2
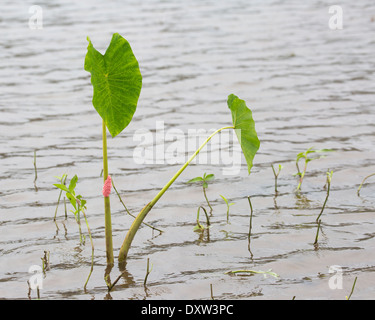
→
(203, 187, 213, 212)
(76, 203, 84, 245)
(210, 284, 214, 300)
(112, 178, 163, 234)
(33, 150, 38, 191)
(54, 175, 67, 222)
(247, 196, 254, 258)
(346, 276, 358, 300)
(271, 164, 278, 194)
(143, 258, 153, 287)
(317, 173, 332, 222)
(102, 120, 114, 266)
(296, 160, 307, 192)
(357, 173, 375, 196)
(314, 219, 321, 246)
(196, 206, 210, 230)
(82, 208, 94, 291)
(118, 126, 234, 264)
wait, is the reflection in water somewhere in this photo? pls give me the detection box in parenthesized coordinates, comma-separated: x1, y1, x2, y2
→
(294, 193, 312, 210)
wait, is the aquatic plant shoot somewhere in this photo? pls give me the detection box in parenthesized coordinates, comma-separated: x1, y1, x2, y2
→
(84, 33, 142, 266)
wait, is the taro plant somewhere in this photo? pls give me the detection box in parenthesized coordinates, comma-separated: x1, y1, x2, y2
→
(84, 33, 142, 266)
(186, 173, 215, 212)
(118, 94, 260, 264)
(295, 147, 333, 192)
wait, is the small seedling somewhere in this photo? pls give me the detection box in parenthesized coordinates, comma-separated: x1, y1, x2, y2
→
(271, 164, 283, 194)
(187, 173, 215, 212)
(295, 147, 333, 192)
(220, 195, 234, 223)
(54, 175, 94, 290)
(357, 173, 375, 196)
(316, 170, 333, 222)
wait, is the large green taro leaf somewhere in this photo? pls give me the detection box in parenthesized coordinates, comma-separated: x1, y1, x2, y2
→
(227, 94, 260, 174)
(84, 33, 142, 137)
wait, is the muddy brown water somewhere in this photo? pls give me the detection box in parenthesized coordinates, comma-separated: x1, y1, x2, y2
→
(1, 0, 375, 300)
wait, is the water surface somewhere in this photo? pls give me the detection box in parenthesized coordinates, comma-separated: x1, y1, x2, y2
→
(1, 0, 375, 300)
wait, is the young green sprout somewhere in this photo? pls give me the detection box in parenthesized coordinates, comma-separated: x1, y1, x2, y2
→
(271, 164, 283, 194)
(295, 147, 333, 192)
(54, 175, 94, 290)
(187, 173, 215, 212)
(357, 172, 375, 196)
(316, 170, 333, 222)
(220, 195, 234, 223)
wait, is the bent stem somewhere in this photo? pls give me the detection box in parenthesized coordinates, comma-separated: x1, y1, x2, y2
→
(103, 120, 114, 266)
(118, 126, 234, 264)
(357, 172, 375, 196)
(316, 171, 332, 222)
(195, 206, 210, 231)
(203, 187, 213, 213)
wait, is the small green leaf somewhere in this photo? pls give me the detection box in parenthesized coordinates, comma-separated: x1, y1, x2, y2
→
(54, 184, 70, 193)
(227, 94, 260, 174)
(202, 182, 208, 189)
(69, 175, 78, 193)
(220, 195, 228, 204)
(66, 193, 77, 210)
(204, 174, 215, 182)
(84, 33, 142, 137)
(187, 177, 204, 183)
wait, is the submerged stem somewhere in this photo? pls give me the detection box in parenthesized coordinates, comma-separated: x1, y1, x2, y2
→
(118, 126, 234, 264)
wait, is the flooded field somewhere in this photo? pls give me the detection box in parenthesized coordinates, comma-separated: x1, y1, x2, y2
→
(1, 0, 375, 300)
